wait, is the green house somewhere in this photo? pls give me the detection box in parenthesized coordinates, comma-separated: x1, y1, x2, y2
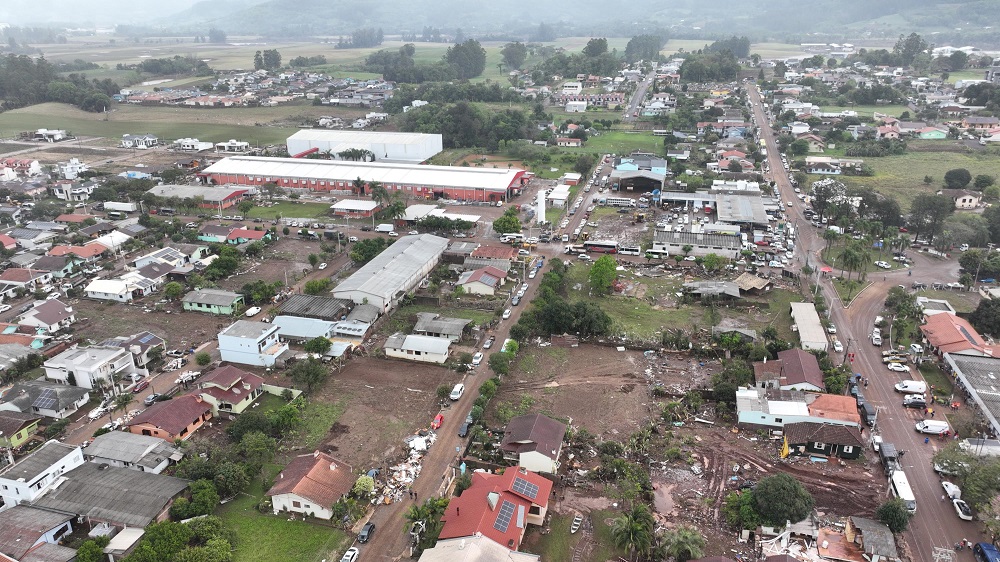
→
(0, 411, 42, 449)
(182, 288, 244, 315)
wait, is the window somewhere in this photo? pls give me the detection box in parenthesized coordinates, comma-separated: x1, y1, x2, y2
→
(843, 446, 854, 453)
(292, 501, 301, 508)
(813, 442, 826, 449)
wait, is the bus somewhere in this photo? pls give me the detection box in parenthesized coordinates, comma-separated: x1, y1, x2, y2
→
(618, 245, 642, 256)
(645, 249, 669, 260)
(604, 196, 637, 208)
(158, 207, 177, 216)
(499, 233, 524, 244)
(889, 471, 916, 514)
(583, 241, 619, 254)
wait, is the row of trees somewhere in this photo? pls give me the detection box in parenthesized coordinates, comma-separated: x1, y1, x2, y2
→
(363, 40, 487, 83)
(336, 28, 384, 49)
(398, 101, 532, 150)
(253, 49, 282, 71)
(0, 54, 115, 112)
(679, 50, 741, 82)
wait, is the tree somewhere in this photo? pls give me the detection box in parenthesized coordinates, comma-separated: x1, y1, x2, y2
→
(661, 525, 706, 562)
(876, 498, 912, 532)
(111, 392, 134, 421)
(500, 42, 528, 69)
(76, 538, 110, 562)
(944, 168, 973, 189)
(589, 255, 617, 295)
(164, 281, 184, 301)
(253, 51, 264, 71)
(492, 208, 521, 235)
(213, 461, 249, 498)
(304, 336, 332, 356)
(261, 49, 282, 71)
(239, 431, 277, 475)
(610, 504, 654, 560)
(583, 38, 609, 57)
(195, 352, 212, 366)
(445, 39, 487, 79)
(753, 473, 814, 524)
(130, 520, 193, 561)
(975, 174, 996, 190)
(308, 254, 319, 268)
(303, 278, 331, 295)
(226, 411, 273, 441)
(353, 475, 375, 497)
(574, 154, 596, 177)
(349, 238, 390, 265)
(790, 139, 809, 156)
(893, 33, 928, 67)
(207, 28, 227, 44)
(290, 358, 327, 393)
(970, 298, 1000, 337)
(702, 253, 725, 273)
(237, 200, 254, 216)
(488, 351, 512, 376)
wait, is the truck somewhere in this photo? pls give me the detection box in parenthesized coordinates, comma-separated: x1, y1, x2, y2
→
(879, 442, 901, 473)
(374, 223, 394, 233)
(104, 201, 138, 213)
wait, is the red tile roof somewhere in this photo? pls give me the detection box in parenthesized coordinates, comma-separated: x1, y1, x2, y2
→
(439, 468, 552, 550)
(48, 244, 107, 258)
(0, 268, 45, 283)
(0, 234, 16, 250)
(775, 348, 825, 389)
(470, 246, 518, 260)
(808, 394, 861, 425)
(127, 394, 212, 437)
(463, 267, 508, 289)
(920, 313, 991, 354)
(227, 228, 267, 241)
(198, 365, 263, 404)
(266, 451, 354, 508)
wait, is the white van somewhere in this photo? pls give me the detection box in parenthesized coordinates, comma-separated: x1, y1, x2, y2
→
(871, 334, 883, 346)
(375, 223, 394, 233)
(916, 420, 950, 435)
(894, 380, 927, 394)
(889, 471, 917, 514)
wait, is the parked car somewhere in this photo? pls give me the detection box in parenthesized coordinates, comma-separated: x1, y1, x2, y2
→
(166, 349, 184, 358)
(0, 304, 11, 313)
(144, 393, 162, 406)
(942, 481, 962, 499)
(430, 414, 444, 430)
(358, 522, 376, 543)
(340, 547, 359, 562)
(245, 306, 262, 317)
(449, 383, 465, 400)
(472, 353, 483, 366)
(954, 498, 974, 521)
(458, 422, 471, 438)
(317, 262, 328, 270)
(132, 380, 149, 393)
(902, 394, 927, 409)
(482, 336, 495, 349)
(502, 309, 512, 319)
(833, 341, 844, 353)
(827, 324, 837, 334)
(387, 231, 399, 237)
(887, 362, 911, 373)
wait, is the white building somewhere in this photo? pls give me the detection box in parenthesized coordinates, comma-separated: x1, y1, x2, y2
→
(383, 333, 451, 363)
(120, 134, 159, 149)
(84, 278, 138, 302)
(218, 320, 289, 367)
(285, 130, 443, 163)
(266, 451, 353, 520)
(215, 139, 252, 153)
(333, 234, 449, 311)
(0, 441, 84, 512)
(789, 302, 828, 352)
(561, 81, 583, 95)
(565, 100, 588, 113)
(43, 345, 137, 390)
(272, 316, 336, 342)
(83, 431, 183, 474)
(175, 138, 214, 152)
(546, 184, 571, 208)
(50, 181, 93, 202)
(57, 158, 88, 180)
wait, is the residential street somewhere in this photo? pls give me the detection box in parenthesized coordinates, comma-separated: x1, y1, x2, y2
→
(748, 84, 982, 559)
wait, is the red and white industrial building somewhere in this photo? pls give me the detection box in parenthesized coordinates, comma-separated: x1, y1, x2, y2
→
(199, 156, 529, 203)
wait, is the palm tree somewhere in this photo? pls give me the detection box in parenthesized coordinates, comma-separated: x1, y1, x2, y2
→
(370, 181, 388, 205)
(109, 392, 134, 422)
(823, 228, 840, 252)
(610, 504, 654, 561)
(660, 525, 706, 562)
(352, 177, 366, 196)
(839, 246, 861, 280)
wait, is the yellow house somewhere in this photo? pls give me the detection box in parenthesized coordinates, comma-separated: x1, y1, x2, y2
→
(0, 411, 42, 449)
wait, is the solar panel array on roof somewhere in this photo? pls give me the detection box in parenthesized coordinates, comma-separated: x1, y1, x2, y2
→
(139, 333, 156, 344)
(512, 476, 540, 500)
(32, 388, 57, 410)
(494, 500, 516, 533)
(959, 326, 978, 346)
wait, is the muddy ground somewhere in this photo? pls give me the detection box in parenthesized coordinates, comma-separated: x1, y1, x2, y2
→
(310, 356, 461, 470)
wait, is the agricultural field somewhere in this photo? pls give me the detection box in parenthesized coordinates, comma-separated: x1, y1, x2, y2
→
(832, 143, 1000, 210)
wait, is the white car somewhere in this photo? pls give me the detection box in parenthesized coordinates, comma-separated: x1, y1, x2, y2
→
(833, 341, 844, 353)
(387, 231, 399, 237)
(318, 262, 328, 270)
(408, 230, 419, 235)
(450, 383, 465, 400)
(887, 362, 910, 373)
(768, 260, 783, 268)
(785, 251, 794, 259)
(0, 304, 11, 313)
(910, 343, 924, 354)
(578, 254, 591, 261)
(874, 261, 891, 269)
(827, 324, 837, 334)
(87, 407, 106, 421)
(954, 498, 974, 521)
(528, 270, 537, 279)
(245, 306, 262, 317)
(349, 236, 359, 242)
(472, 352, 484, 366)
(340, 547, 359, 562)
(502, 309, 512, 319)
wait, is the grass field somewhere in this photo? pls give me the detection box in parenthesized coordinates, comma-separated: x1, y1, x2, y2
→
(525, 509, 624, 561)
(832, 143, 1000, 210)
(947, 70, 985, 85)
(818, 104, 911, 118)
(218, 472, 348, 562)
(247, 202, 332, 220)
(566, 131, 662, 157)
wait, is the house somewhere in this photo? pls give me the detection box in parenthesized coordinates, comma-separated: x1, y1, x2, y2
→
(218, 320, 289, 367)
(182, 288, 245, 315)
(456, 266, 508, 296)
(796, 133, 826, 152)
(278, 294, 354, 321)
(30, 462, 189, 528)
(499, 413, 566, 474)
(817, 517, 900, 562)
(266, 451, 354, 519)
(198, 225, 234, 243)
(50, 181, 94, 202)
(136, 262, 173, 286)
(132, 246, 190, 269)
(939, 188, 981, 210)
(0, 411, 42, 449)
(556, 137, 583, 147)
(272, 315, 336, 342)
(56, 157, 88, 180)
(418, 535, 540, 562)
(782, 422, 865, 459)
(332, 234, 449, 311)
(0, 268, 52, 289)
(438, 467, 552, 551)
(227, 228, 269, 245)
(0, 381, 90, 419)
(126, 394, 214, 442)
(916, 296, 957, 316)
(195, 365, 265, 415)
(565, 100, 587, 113)
(17, 299, 76, 333)
(43, 345, 137, 390)
(920, 312, 994, 355)
(0, 233, 16, 251)
(384, 333, 451, 363)
(0, 440, 84, 511)
(84, 278, 138, 303)
(120, 134, 159, 149)
(29, 255, 80, 279)
(83, 431, 184, 474)
(413, 312, 472, 342)
(962, 116, 1000, 130)
(48, 243, 107, 262)
(682, 281, 742, 300)
(736, 387, 860, 432)
(0, 505, 76, 561)
(97, 331, 166, 371)
(752, 348, 826, 392)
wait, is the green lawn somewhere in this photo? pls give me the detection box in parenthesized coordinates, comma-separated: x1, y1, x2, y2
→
(247, 202, 332, 220)
(913, 288, 980, 314)
(525, 509, 624, 562)
(919, 362, 954, 398)
(832, 145, 1000, 211)
(566, 131, 663, 157)
(745, 288, 802, 343)
(297, 400, 348, 450)
(947, 70, 985, 85)
(218, 473, 348, 562)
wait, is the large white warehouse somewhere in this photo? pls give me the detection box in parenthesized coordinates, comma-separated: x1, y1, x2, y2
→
(332, 234, 449, 311)
(286, 130, 443, 163)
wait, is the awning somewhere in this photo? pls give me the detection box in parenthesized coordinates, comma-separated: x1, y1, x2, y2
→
(820, 266, 833, 273)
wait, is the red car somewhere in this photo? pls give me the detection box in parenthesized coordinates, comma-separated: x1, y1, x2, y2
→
(132, 380, 149, 393)
(431, 414, 444, 429)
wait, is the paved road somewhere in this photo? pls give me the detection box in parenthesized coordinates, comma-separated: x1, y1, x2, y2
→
(748, 84, 982, 558)
(623, 71, 655, 122)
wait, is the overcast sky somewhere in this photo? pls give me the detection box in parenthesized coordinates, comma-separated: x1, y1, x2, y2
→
(0, 0, 204, 26)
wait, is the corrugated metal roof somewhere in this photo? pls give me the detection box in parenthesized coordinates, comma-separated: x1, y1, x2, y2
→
(202, 156, 521, 192)
(334, 234, 447, 303)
